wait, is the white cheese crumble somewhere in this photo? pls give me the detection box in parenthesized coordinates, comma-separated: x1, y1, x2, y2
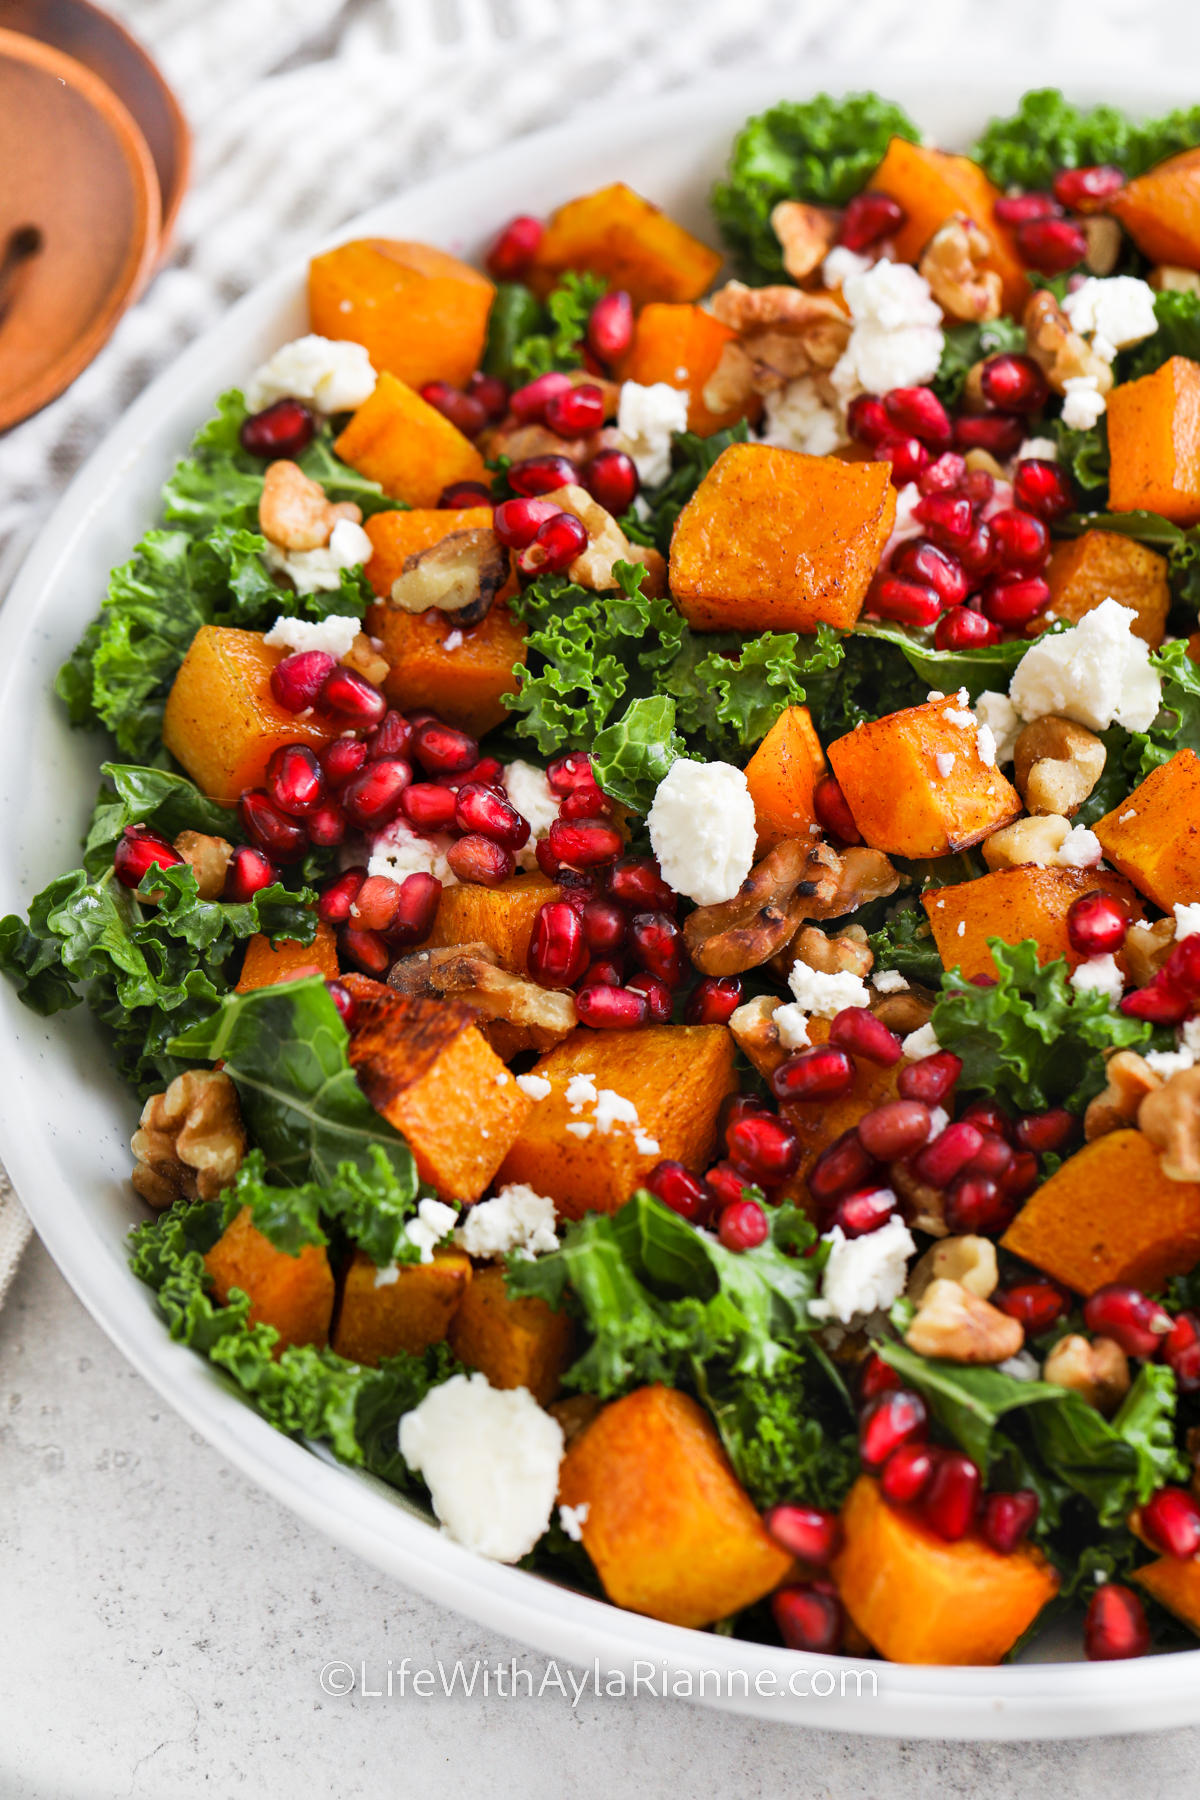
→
(404, 1198, 460, 1263)
(935, 751, 956, 778)
(808, 1216, 916, 1324)
(1016, 437, 1059, 462)
(882, 481, 926, 562)
(455, 1184, 559, 1259)
(565, 1122, 593, 1139)
(503, 759, 558, 838)
(1055, 824, 1103, 869)
(616, 381, 689, 487)
(773, 1003, 811, 1051)
(1060, 375, 1107, 431)
(398, 1373, 564, 1562)
(246, 334, 377, 415)
(787, 962, 871, 1017)
(974, 691, 1022, 765)
(1146, 1047, 1195, 1079)
(872, 969, 910, 993)
(565, 1074, 598, 1112)
(263, 516, 374, 596)
(1062, 276, 1158, 359)
(759, 375, 847, 456)
(559, 1502, 590, 1542)
(976, 724, 998, 769)
(942, 707, 975, 729)
(1175, 903, 1200, 940)
(821, 245, 874, 290)
(515, 1073, 552, 1101)
(373, 1262, 400, 1288)
(1069, 953, 1125, 1004)
(902, 1022, 942, 1059)
(443, 629, 464, 651)
(647, 760, 757, 906)
(996, 1350, 1041, 1381)
(831, 261, 944, 400)
(369, 816, 460, 888)
(262, 612, 361, 660)
(1009, 598, 1161, 734)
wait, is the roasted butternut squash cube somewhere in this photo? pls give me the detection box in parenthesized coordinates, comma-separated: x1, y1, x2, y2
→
(1134, 1554, 1200, 1637)
(669, 443, 896, 634)
(922, 866, 1145, 982)
(557, 1385, 794, 1628)
(332, 1247, 471, 1365)
(827, 699, 1021, 858)
(446, 1265, 572, 1406)
(334, 372, 487, 509)
(527, 184, 722, 309)
(237, 920, 339, 993)
(618, 301, 754, 437)
(1001, 1129, 1200, 1296)
(1107, 356, 1200, 526)
(869, 136, 1029, 315)
(162, 626, 342, 805)
(497, 1024, 738, 1219)
(1108, 148, 1200, 270)
(342, 975, 531, 1201)
(417, 872, 559, 974)
(1039, 529, 1170, 647)
(365, 597, 527, 739)
(743, 705, 827, 853)
(831, 1477, 1057, 1665)
(363, 506, 497, 598)
(1093, 749, 1200, 910)
(204, 1205, 334, 1355)
(308, 239, 494, 390)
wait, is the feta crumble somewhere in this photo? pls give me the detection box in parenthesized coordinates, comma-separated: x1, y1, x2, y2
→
(262, 612, 361, 659)
(503, 759, 558, 869)
(515, 1073, 552, 1101)
(872, 969, 910, 993)
(1009, 598, 1161, 734)
(1061, 375, 1107, 431)
(974, 691, 1021, 765)
(1016, 437, 1059, 462)
(902, 1022, 941, 1059)
(1069, 953, 1125, 1004)
(455, 1184, 558, 1259)
(821, 245, 874, 290)
(1175, 903, 1200, 941)
(369, 815, 460, 888)
(404, 1198, 460, 1263)
(996, 1350, 1041, 1382)
(808, 1217, 916, 1324)
(773, 1003, 811, 1050)
(559, 1502, 590, 1542)
(831, 262, 944, 400)
(787, 962, 871, 1017)
(647, 760, 757, 906)
(246, 334, 377, 415)
(976, 724, 998, 769)
(935, 752, 956, 778)
(1055, 824, 1103, 869)
(263, 516, 374, 596)
(616, 381, 689, 487)
(760, 375, 847, 456)
(398, 1373, 564, 1562)
(1062, 276, 1158, 358)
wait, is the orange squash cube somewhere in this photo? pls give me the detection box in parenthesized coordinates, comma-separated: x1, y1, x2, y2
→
(557, 1385, 794, 1628)
(1134, 1554, 1200, 1636)
(162, 626, 343, 805)
(743, 705, 827, 853)
(334, 372, 487, 509)
(1108, 148, 1200, 270)
(832, 1477, 1057, 1665)
(308, 239, 494, 390)
(669, 443, 896, 634)
(1093, 749, 1200, 910)
(869, 137, 1030, 315)
(363, 506, 497, 598)
(417, 871, 558, 974)
(527, 183, 722, 309)
(236, 919, 339, 993)
(922, 866, 1145, 982)
(342, 975, 531, 1202)
(497, 1024, 737, 1219)
(204, 1206, 335, 1355)
(331, 1247, 471, 1365)
(365, 597, 527, 739)
(1001, 1129, 1200, 1296)
(1039, 529, 1170, 646)
(618, 301, 754, 437)
(446, 1265, 573, 1406)
(827, 699, 1022, 858)
(1107, 357, 1200, 526)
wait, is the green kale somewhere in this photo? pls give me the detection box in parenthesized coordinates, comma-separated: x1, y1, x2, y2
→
(973, 88, 1200, 191)
(1051, 414, 1110, 504)
(483, 283, 545, 385)
(1120, 289, 1200, 383)
(590, 695, 690, 813)
(218, 1143, 423, 1266)
(621, 419, 751, 558)
(662, 623, 844, 753)
(933, 317, 1027, 410)
(698, 1348, 858, 1511)
(505, 273, 607, 382)
(867, 906, 944, 988)
(711, 93, 920, 284)
(853, 620, 1038, 703)
(877, 1338, 1066, 1476)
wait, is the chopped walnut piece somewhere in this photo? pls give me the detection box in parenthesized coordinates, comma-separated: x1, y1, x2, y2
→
(340, 631, 390, 687)
(771, 200, 842, 281)
(1084, 1049, 1162, 1141)
(708, 281, 852, 396)
(788, 923, 874, 980)
(1082, 215, 1122, 277)
(1149, 266, 1200, 295)
(1138, 1067, 1200, 1181)
(890, 1158, 948, 1237)
(387, 941, 576, 1052)
(389, 528, 509, 626)
(1125, 918, 1176, 987)
(904, 1277, 1024, 1363)
(981, 813, 1072, 872)
(130, 1070, 247, 1209)
(1013, 715, 1107, 817)
(701, 340, 758, 417)
(1043, 1333, 1130, 1415)
(173, 831, 232, 901)
(907, 1235, 999, 1304)
(1024, 289, 1113, 399)
(258, 460, 356, 551)
(871, 988, 935, 1037)
(964, 447, 1007, 481)
(808, 845, 902, 920)
(728, 994, 786, 1081)
(683, 838, 819, 976)
(919, 214, 1003, 323)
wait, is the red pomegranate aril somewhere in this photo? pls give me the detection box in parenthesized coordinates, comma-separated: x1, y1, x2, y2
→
(981, 574, 1052, 628)
(963, 1133, 1015, 1182)
(453, 755, 504, 791)
(833, 1184, 897, 1238)
(646, 1159, 711, 1223)
(772, 1044, 855, 1104)
(718, 1198, 770, 1252)
(812, 773, 862, 845)
(466, 370, 510, 420)
(728, 1113, 800, 1184)
(1067, 889, 1129, 957)
(551, 865, 600, 905)
(1014, 1108, 1079, 1155)
(829, 1005, 903, 1067)
(486, 214, 543, 280)
(1000, 1148, 1040, 1203)
(420, 381, 487, 438)
(979, 353, 1049, 414)
(493, 496, 561, 549)
(544, 383, 606, 436)
(270, 649, 337, 714)
(625, 971, 672, 1022)
(892, 538, 969, 608)
(847, 393, 891, 446)
(871, 573, 943, 627)
(586, 289, 634, 363)
(1165, 1311, 1200, 1391)
(881, 1442, 939, 1506)
(583, 449, 639, 515)
(113, 824, 183, 891)
(578, 955, 625, 991)
(982, 1489, 1040, 1555)
(316, 867, 366, 924)
(386, 871, 442, 946)
(916, 1121, 984, 1187)
(455, 782, 530, 849)
(546, 751, 594, 796)
(918, 451, 968, 496)
(1140, 1486, 1200, 1560)
(1053, 163, 1126, 211)
(858, 1100, 932, 1162)
(628, 911, 687, 987)
(439, 479, 494, 510)
(771, 1585, 843, 1655)
(994, 1281, 1068, 1338)
(898, 1050, 963, 1105)
(959, 1098, 1012, 1142)
(579, 898, 627, 955)
(990, 507, 1051, 574)
(1082, 1284, 1173, 1359)
(576, 984, 649, 1029)
(1018, 215, 1088, 274)
(548, 817, 623, 868)
(446, 834, 514, 887)
(338, 924, 390, 976)
(340, 758, 412, 829)
(995, 191, 1061, 226)
(840, 190, 905, 251)
(608, 857, 676, 914)
(306, 800, 345, 847)
(510, 370, 574, 427)
(320, 736, 369, 788)
(508, 453, 581, 497)
(913, 492, 973, 542)
(921, 1450, 981, 1542)
(1121, 975, 1191, 1025)
(809, 1130, 878, 1204)
(225, 844, 278, 903)
(557, 784, 612, 822)
(399, 783, 457, 832)
(859, 1389, 928, 1472)
(318, 666, 388, 727)
(528, 900, 589, 987)
(265, 743, 325, 818)
(1013, 457, 1075, 520)
(1165, 931, 1200, 998)
(763, 1505, 841, 1567)
(859, 1350, 902, 1402)
(944, 1173, 1017, 1236)
(237, 791, 308, 863)
(366, 711, 415, 762)
(239, 396, 316, 461)
(884, 386, 953, 451)
(518, 510, 589, 575)
(958, 517, 998, 580)
(686, 976, 744, 1026)
(350, 874, 401, 932)
(1084, 1585, 1151, 1661)
(935, 606, 1000, 650)
(413, 721, 478, 775)
(719, 1092, 770, 1143)
(954, 412, 1026, 458)
(875, 434, 931, 485)
(326, 979, 356, 1027)
(705, 1161, 758, 1210)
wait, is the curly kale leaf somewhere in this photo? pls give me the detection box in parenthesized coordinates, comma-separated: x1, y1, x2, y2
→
(1120, 289, 1200, 383)
(867, 906, 944, 988)
(218, 1144, 422, 1266)
(698, 1349, 858, 1511)
(1051, 414, 1110, 504)
(973, 88, 1200, 191)
(591, 695, 690, 813)
(505, 273, 608, 382)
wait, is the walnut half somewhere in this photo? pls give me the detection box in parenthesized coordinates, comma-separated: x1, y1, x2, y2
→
(918, 213, 1003, 323)
(1138, 1066, 1200, 1181)
(387, 941, 576, 1056)
(904, 1278, 1024, 1363)
(131, 1070, 247, 1209)
(1012, 716, 1106, 817)
(1084, 1049, 1162, 1142)
(1043, 1333, 1130, 1415)
(389, 528, 509, 626)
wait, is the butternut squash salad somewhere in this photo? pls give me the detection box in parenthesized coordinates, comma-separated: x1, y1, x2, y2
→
(18, 86, 1200, 1668)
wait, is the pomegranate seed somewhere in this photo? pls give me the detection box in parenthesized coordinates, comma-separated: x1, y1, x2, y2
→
(763, 1505, 841, 1566)
(508, 453, 580, 497)
(449, 755, 504, 792)
(645, 1159, 710, 1222)
(240, 397, 315, 460)
(318, 867, 367, 925)
(510, 371, 574, 428)
(771, 1585, 843, 1655)
(518, 510, 589, 575)
(859, 1351, 901, 1402)
(486, 214, 543, 280)
(858, 1100, 932, 1162)
(318, 666, 388, 728)
(1018, 215, 1088, 275)
(772, 1044, 855, 1103)
(846, 394, 891, 446)
(944, 1172, 1017, 1236)
(720, 1092, 769, 1142)
(1121, 975, 1190, 1026)
(340, 758, 412, 830)
(1142, 1486, 1200, 1560)
(833, 1185, 897, 1238)
(1164, 1312, 1200, 1391)
(918, 451, 968, 495)
(718, 1198, 770, 1252)
(388, 871, 441, 945)
(1053, 164, 1126, 211)
(828, 1006, 903, 1067)
(809, 1130, 878, 1204)
(1014, 1109, 1079, 1155)
(954, 413, 1025, 458)
(270, 649, 336, 714)
(990, 508, 1050, 574)
(608, 858, 677, 914)
(576, 984, 648, 1029)
(898, 1052, 962, 1105)
(727, 1113, 800, 1184)
(1013, 458, 1075, 520)
(548, 817, 623, 868)
(237, 791, 308, 863)
(994, 1281, 1068, 1338)
(440, 480, 494, 513)
(583, 449, 639, 515)
(875, 434, 930, 485)
(558, 784, 612, 821)
(413, 721, 478, 775)
(980, 574, 1052, 628)
(916, 1120, 983, 1188)
(454, 782, 530, 849)
(1083, 1585, 1151, 1660)
(685, 976, 743, 1025)
(981, 1489, 1040, 1554)
(921, 1450, 981, 1541)
(1165, 932, 1200, 998)
(840, 190, 905, 251)
(338, 925, 390, 976)
(326, 979, 356, 1027)
(871, 573, 943, 626)
(420, 381, 487, 438)
(551, 865, 601, 904)
(400, 783, 458, 831)
(859, 1389, 928, 1472)
(706, 1162, 758, 1210)
(578, 955, 625, 991)
(1000, 1149, 1040, 1203)
(625, 971, 672, 1022)
(405, 711, 439, 728)
(265, 743, 324, 818)
(320, 737, 368, 788)
(980, 354, 1049, 414)
(528, 900, 589, 987)
(1067, 890, 1129, 958)
(959, 1098, 1012, 1142)
(466, 371, 510, 421)
(994, 192, 1061, 226)
(963, 1134, 1015, 1183)
(493, 496, 561, 549)
(578, 899, 626, 955)
(447, 834, 514, 887)
(1082, 1284, 1173, 1359)
(546, 752, 594, 796)
(544, 384, 606, 436)
(586, 289, 634, 363)
(351, 874, 401, 931)
(812, 773, 862, 845)
(913, 492, 973, 542)
(225, 844, 278, 903)
(113, 824, 183, 891)
(892, 538, 969, 608)
(884, 386, 953, 451)
(366, 712, 415, 762)
(306, 799, 345, 847)
(628, 912, 687, 987)
(881, 1442, 939, 1506)
(958, 517, 998, 580)
(935, 606, 1000, 650)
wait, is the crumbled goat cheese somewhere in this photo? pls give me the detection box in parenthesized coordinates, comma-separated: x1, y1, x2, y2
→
(616, 381, 689, 486)
(1119, 808, 1137, 822)
(822, 245, 874, 290)
(881, 481, 925, 562)
(515, 1073, 552, 1101)
(872, 969, 910, 993)
(974, 691, 1022, 765)
(647, 760, 757, 906)
(369, 815, 459, 888)
(976, 724, 998, 769)
(1009, 598, 1161, 734)
(565, 1122, 593, 1139)
(405, 1198, 460, 1263)
(760, 375, 847, 456)
(788, 962, 871, 1017)
(773, 1003, 811, 1051)
(593, 1089, 639, 1134)
(503, 760, 558, 838)
(1060, 375, 1107, 431)
(1055, 824, 1103, 869)
(1016, 437, 1059, 462)
(935, 752, 956, 778)
(246, 334, 377, 415)
(398, 1373, 564, 1562)
(1069, 953, 1125, 1004)
(263, 517, 374, 596)
(928, 1105, 950, 1137)
(996, 1350, 1041, 1381)
(902, 1022, 942, 1059)
(373, 1262, 400, 1288)
(942, 707, 975, 728)
(1146, 1047, 1196, 1079)
(443, 629, 464, 651)
(809, 1216, 916, 1324)
(455, 1185, 559, 1259)
(832, 262, 944, 400)
(262, 612, 361, 659)
(565, 1074, 599, 1112)
(1175, 903, 1200, 940)
(559, 1502, 590, 1542)
(956, 921, 966, 937)
(1062, 277, 1159, 358)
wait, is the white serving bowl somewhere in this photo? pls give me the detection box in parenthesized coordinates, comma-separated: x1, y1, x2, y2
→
(4, 64, 1200, 1739)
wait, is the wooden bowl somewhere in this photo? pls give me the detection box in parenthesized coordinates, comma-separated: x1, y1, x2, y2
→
(0, 27, 159, 431)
